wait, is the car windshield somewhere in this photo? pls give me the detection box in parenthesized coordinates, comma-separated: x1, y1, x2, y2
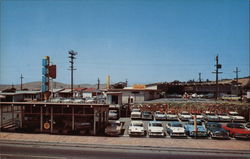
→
(218, 113, 227, 116)
(143, 112, 151, 115)
(234, 124, 245, 129)
(172, 123, 182, 127)
(209, 123, 221, 128)
(230, 112, 239, 116)
(192, 113, 201, 115)
(168, 112, 175, 115)
(133, 109, 140, 112)
(156, 112, 164, 115)
(108, 122, 121, 127)
(152, 123, 162, 127)
(189, 121, 202, 125)
(133, 123, 143, 127)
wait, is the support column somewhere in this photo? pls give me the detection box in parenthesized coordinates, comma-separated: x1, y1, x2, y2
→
(72, 106, 74, 131)
(40, 106, 43, 133)
(50, 106, 53, 134)
(0, 104, 2, 131)
(11, 104, 14, 125)
(93, 108, 97, 135)
(20, 105, 23, 128)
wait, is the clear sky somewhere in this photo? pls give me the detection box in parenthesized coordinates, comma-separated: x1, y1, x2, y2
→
(0, 0, 249, 85)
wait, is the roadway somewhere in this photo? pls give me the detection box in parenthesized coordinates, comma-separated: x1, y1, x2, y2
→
(0, 141, 249, 159)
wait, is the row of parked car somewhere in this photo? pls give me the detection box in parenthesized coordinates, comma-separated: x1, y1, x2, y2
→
(105, 119, 250, 140)
(130, 109, 246, 122)
(49, 97, 96, 103)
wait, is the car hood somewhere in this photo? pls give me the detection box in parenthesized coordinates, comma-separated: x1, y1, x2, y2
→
(231, 116, 245, 119)
(149, 127, 164, 132)
(181, 115, 192, 118)
(129, 126, 144, 132)
(131, 112, 141, 115)
(105, 126, 121, 132)
(207, 115, 219, 119)
(219, 115, 230, 119)
(155, 114, 165, 117)
(208, 127, 227, 133)
(171, 127, 185, 133)
(167, 114, 177, 117)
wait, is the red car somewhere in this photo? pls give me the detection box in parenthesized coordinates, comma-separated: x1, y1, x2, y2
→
(222, 123, 250, 139)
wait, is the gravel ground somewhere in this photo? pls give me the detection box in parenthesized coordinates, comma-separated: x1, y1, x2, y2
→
(0, 132, 249, 151)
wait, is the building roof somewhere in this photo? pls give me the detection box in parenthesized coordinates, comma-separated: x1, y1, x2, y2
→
(83, 88, 97, 92)
(59, 89, 72, 93)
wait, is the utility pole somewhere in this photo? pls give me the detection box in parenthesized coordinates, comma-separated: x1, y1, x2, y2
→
(212, 55, 222, 100)
(97, 78, 100, 90)
(20, 74, 24, 91)
(233, 67, 240, 96)
(68, 50, 77, 97)
(198, 73, 202, 83)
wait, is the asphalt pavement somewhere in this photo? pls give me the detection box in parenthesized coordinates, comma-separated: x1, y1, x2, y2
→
(0, 141, 249, 159)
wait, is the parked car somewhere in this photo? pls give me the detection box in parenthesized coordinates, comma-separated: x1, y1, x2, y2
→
(131, 109, 142, 119)
(108, 110, 118, 120)
(203, 111, 219, 122)
(105, 121, 123, 136)
(62, 98, 73, 103)
(141, 111, 153, 120)
(128, 121, 145, 137)
(217, 112, 231, 122)
(50, 97, 63, 103)
(228, 111, 246, 123)
(178, 111, 192, 121)
(166, 122, 186, 137)
(148, 121, 165, 137)
(154, 111, 167, 120)
(184, 119, 208, 137)
(191, 111, 204, 121)
(166, 111, 178, 121)
(205, 122, 230, 139)
(222, 123, 250, 139)
(73, 98, 84, 103)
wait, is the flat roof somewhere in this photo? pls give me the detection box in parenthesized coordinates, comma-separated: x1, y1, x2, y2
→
(0, 102, 109, 107)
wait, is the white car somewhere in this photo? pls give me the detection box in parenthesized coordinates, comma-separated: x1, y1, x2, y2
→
(228, 111, 246, 122)
(178, 111, 192, 121)
(154, 111, 167, 120)
(204, 111, 219, 122)
(128, 121, 145, 136)
(73, 98, 84, 103)
(131, 109, 142, 119)
(148, 121, 165, 137)
(166, 111, 178, 121)
(166, 122, 186, 137)
(217, 112, 231, 122)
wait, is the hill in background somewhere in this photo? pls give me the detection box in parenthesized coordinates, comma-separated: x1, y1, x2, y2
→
(0, 81, 106, 91)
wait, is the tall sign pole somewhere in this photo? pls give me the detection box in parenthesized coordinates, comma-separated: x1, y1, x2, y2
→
(68, 50, 77, 97)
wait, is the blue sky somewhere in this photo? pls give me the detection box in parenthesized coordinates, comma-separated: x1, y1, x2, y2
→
(0, 0, 249, 85)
